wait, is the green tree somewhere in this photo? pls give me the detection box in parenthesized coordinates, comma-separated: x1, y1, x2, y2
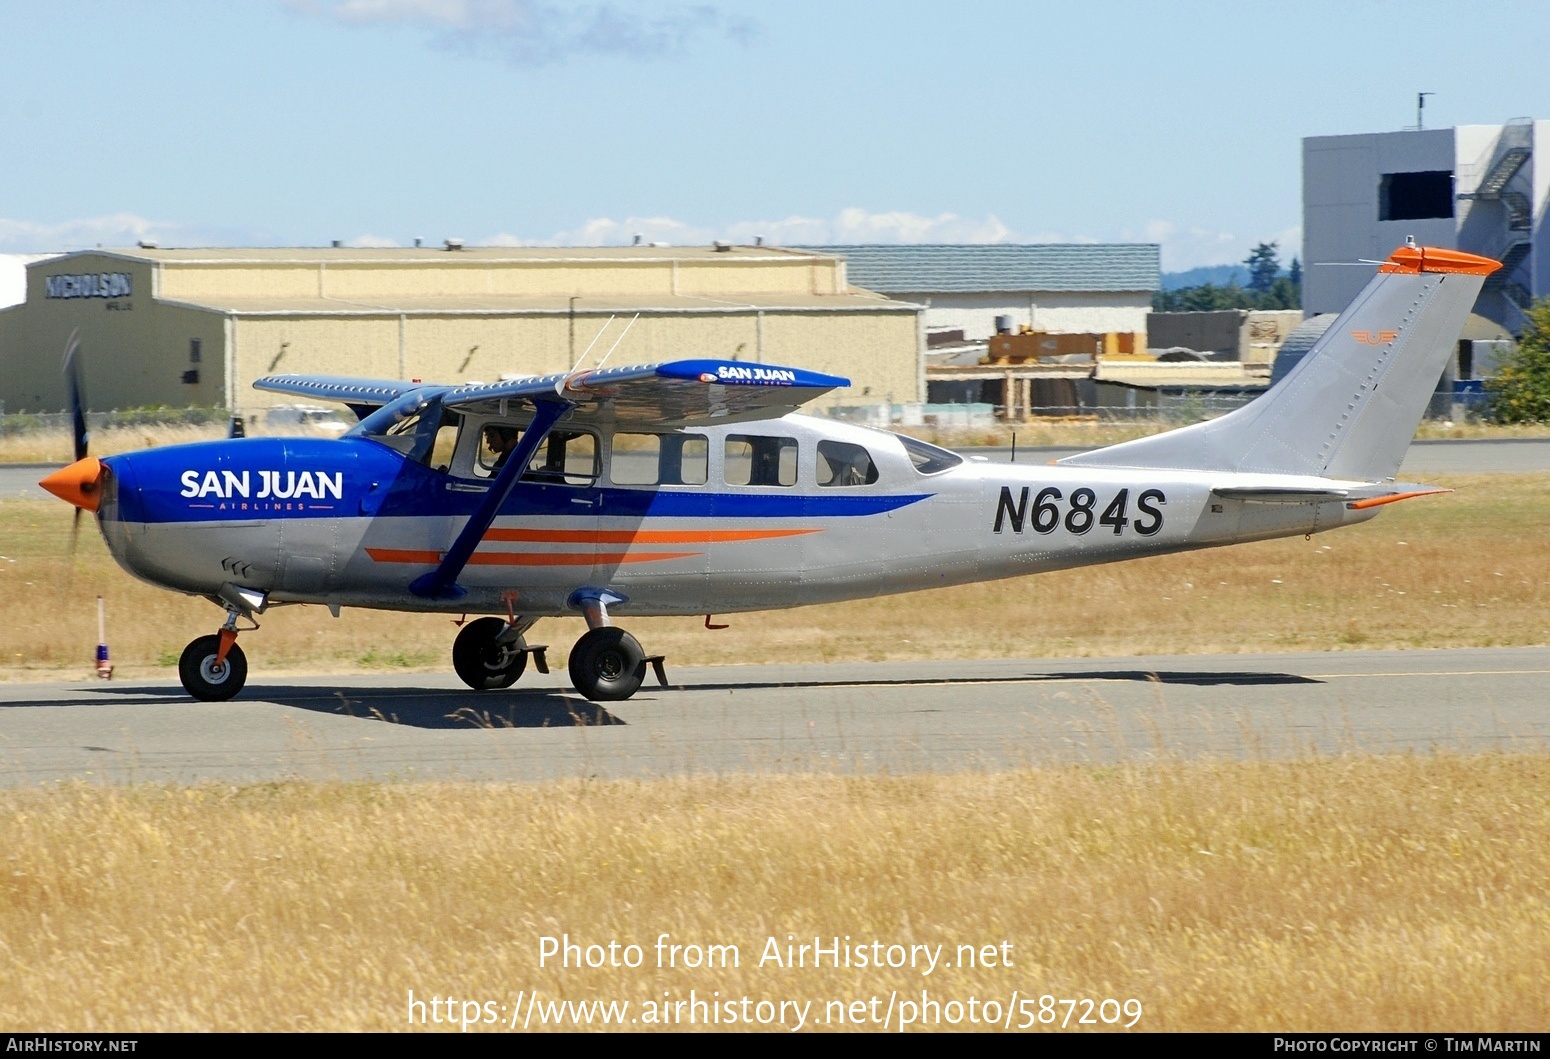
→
(1486, 298, 1550, 423)
(1244, 242, 1281, 292)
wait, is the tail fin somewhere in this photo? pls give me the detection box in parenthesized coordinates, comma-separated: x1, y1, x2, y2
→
(1061, 246, 1499, 482)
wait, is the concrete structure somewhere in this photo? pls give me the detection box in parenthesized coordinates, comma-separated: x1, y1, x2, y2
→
(1148, 309, 1303, 366)
(0, 246, 920, 415)
(1304, 120, 1550, 330)
(802, 243, 1159, 344)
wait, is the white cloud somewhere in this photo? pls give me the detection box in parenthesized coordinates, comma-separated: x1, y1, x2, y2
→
(0, 213, 167, 254)
(346, 234, 402, 247)
(288, 0, 757, 65)
(0, 213, 281, 255)
(0, 254, 60, 309)
(485, 208, 1023, 247)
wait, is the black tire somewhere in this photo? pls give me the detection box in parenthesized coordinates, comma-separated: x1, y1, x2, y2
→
(567, 627, 645, 702)
(178, 635, 248, 702)
(452, 617, 528, 690)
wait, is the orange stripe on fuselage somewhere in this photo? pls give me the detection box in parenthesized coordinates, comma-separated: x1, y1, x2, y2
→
(366, 547, 700, 566)
(480, 527, 818, 544)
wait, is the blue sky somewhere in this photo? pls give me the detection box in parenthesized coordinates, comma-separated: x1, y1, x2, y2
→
(1, 1, 1545, 270)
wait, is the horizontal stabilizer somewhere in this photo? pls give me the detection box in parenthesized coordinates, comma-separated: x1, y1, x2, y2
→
(1210, 482, 1449, 506)
(1211, 486, 1350, 504)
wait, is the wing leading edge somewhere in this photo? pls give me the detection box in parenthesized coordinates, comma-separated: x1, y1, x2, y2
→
(438, 359, 849, 425)
(254, 359, 848, 427)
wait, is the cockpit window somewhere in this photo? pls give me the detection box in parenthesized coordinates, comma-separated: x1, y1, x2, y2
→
(899, 435, 962, 475)
(473, 423, 598, 486)
(816, 441, 878, 487)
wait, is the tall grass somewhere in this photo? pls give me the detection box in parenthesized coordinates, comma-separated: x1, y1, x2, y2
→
(0, 755, 1545, 1031)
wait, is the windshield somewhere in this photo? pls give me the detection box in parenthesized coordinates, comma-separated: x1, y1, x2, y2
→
(347, 390, 451, 464)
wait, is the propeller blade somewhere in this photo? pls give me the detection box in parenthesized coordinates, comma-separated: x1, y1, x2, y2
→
(62, 330, 88, 462)
(71, 507, 82, 556)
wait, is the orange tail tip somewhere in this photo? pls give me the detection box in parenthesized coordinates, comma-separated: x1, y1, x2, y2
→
(1348, 488, 1452, 511)
(1379, 246, 1501, 276)
(39, 457, 104, 512)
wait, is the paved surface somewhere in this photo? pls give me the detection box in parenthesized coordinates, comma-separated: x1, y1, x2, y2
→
(6, 439, 1548, 501)
(1, 648, 1545, 786)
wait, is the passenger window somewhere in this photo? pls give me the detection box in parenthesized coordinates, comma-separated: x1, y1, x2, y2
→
(611, 432, 708, 486)
(473, 424, 598, 486)
(817, 441, 878, 487)
(725, 435, 797, 487)
(900, 435, 964, 475)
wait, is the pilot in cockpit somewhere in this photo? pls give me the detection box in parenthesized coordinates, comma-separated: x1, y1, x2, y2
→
(483, 424, 521, 471)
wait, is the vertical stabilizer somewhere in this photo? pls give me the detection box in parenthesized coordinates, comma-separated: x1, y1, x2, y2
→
(1060, 246, 1499, 482)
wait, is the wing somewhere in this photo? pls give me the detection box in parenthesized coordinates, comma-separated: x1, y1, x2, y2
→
(439, 359, 849, 425)
(253, 375, 427, 421)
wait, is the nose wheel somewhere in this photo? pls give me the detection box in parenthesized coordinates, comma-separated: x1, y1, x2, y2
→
(178, 633, 248, 701)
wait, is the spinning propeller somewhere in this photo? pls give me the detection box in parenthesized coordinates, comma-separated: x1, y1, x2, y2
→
(39, 331, 107, 552)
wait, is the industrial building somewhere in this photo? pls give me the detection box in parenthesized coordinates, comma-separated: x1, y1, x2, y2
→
(0, 245, 920, 416)
(803, 243, 1159, 344)
(1304, 119, 1549, 331)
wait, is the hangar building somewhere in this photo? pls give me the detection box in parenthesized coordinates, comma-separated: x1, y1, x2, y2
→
(0, 245, 920, 416)
(803, 243, 1160, 345)
(1304, 119, 1550, 331)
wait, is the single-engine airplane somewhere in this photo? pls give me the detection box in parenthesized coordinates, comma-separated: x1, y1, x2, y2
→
(41, 244, 1499, 702)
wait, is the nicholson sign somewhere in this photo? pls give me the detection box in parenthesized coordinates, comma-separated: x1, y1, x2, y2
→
(45, 272, 133, 299)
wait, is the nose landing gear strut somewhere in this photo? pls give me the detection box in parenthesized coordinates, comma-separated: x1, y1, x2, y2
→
(179, 586, 264, 701)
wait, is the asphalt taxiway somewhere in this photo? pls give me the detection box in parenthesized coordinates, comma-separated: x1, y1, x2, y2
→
(1, 647, 1544, 786)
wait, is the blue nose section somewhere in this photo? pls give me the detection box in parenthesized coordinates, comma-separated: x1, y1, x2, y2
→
(103, 454, 142, 523)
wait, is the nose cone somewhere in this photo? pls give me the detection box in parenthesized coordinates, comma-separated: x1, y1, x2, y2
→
(40, 456, 105, 511)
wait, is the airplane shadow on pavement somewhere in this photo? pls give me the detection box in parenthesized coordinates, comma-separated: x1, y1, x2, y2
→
(677, 670, 1322, 693)
(0, 683, 625, 730)
(1, 667, 1320, 730)
(257, 685, 627, 729)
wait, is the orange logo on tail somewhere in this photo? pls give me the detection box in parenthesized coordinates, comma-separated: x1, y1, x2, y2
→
(1350, 330, 1399, 345)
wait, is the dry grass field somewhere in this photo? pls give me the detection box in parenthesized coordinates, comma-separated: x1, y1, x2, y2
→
(1, 756, 1546, 1032)
(1, 472, 1545, 681)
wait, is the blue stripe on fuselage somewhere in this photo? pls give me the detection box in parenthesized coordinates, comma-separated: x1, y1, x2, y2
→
(105, 436, 932, 524)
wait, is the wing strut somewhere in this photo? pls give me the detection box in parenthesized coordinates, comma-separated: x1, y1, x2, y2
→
(409, 398, 571, 601)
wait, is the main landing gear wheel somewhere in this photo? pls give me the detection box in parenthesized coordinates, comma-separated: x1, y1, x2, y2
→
(178, 635, 248, 702)
(568, 627, 645, 702)
(453, 616, 528, 690)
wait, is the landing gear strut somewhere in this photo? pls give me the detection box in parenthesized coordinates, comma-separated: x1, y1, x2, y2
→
(564, 589, 669, 702)
(179, 621, 248, 702)
(180, 589, 264, 701)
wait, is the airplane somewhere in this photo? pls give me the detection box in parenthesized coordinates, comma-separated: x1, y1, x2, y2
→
(39, 243, 1499, 703)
